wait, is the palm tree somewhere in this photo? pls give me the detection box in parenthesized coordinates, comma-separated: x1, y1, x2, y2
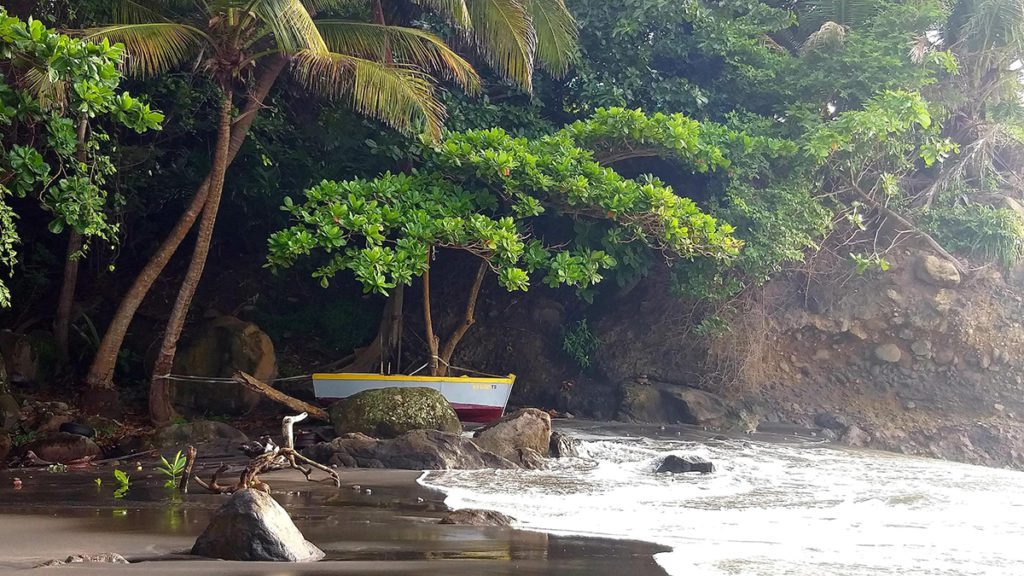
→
(79, 0, 576, 422)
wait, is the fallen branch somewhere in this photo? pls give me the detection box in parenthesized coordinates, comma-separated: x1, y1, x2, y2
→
(232, 371, 330, 422)
(178, 445, 196, 494)
(192, 413, 340, 494)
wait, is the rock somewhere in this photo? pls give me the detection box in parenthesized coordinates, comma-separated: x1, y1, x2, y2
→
(17, 399, 74, 435)
(661, 387, 743, 430)
(154, 420, 248, 450)
(330, 387, 461, 439)
(874, 344, 902, 363)
(192, 489, 324, 562)
(655, 454, 715, 474)
(840, 425, 871, 447)
(934, 348, 955, 365)
(617, 379, 668, 422)
(549, 431, 581, 458)
(25, 432, 101, 463)
(303, 429, 516, 470)
(0, 330, 57, 385)
(172, 316, 277, 416)
(0, 430, 10, 463)
(814, 412, 849, 432)
(916, 254, 961, 288)
(995, 403, 1006, 412)
(516, 447, 546, 470)
(440, 509, 515, 526)
(473, 408, 551, 463)
(0, 394, 19, 431)
(911, 340, 932, 358)
(37, 553, 129, 567)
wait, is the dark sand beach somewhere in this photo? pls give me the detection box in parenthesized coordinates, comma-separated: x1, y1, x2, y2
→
(0, 463, 668, 575)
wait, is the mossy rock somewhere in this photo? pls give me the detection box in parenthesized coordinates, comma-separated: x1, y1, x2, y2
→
(329, 387, 461, 439)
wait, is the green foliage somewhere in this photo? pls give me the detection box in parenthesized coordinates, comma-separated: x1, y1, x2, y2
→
(922, 204, 1024, 267)
(0, 9, 162, 306)
(268, 109, 741, 298)
(156, 450, 186, 489)
(851, 252, 891, 274)
(257, 297, 382, 354)
(562, 319, 600, 369)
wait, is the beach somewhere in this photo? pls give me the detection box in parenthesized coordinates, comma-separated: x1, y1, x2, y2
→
(0, 464, 668, 575)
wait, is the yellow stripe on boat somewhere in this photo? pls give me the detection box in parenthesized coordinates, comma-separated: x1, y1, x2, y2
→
(312, 373, 516, 386)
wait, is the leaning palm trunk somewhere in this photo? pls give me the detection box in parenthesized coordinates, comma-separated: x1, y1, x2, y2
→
(148, 90, 233, 426)
(83, 58, 288, 413)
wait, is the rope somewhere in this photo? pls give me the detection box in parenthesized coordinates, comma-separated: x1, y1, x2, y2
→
(155, 358, 507, 384)
(154, 373, 314, 384)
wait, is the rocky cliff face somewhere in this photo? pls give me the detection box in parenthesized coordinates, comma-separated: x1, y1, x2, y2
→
(452, 248, 1024, 469)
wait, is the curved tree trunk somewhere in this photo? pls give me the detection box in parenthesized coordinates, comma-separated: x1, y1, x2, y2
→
(148, 90, 234, 426)
(82, 57, 288, 414)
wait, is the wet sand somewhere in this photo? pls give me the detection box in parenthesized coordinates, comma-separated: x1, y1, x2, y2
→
(0, 464, 668, 575)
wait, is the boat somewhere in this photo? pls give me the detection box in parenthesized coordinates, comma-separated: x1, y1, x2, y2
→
(311, 372, 516, 423)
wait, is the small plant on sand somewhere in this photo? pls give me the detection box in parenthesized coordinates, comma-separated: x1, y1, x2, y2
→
(94, 477, 102, 489)
(113, 469, 130, 499)
(156, 450, 187, 489)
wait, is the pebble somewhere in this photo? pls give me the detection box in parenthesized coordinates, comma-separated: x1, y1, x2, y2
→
(12, 478, 21, 489)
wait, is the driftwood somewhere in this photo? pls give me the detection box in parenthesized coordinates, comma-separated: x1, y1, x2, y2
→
(178, 445, 196, 494)
(232, 371, 330, 422)
(192, 413, 340, 494)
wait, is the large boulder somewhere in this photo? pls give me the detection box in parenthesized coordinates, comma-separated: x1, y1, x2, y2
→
(192, 489, 324, 562)
(662, 387, 745, 430)
(329, 387, 461, 438)
(617, 379, 669, 423)
(25, 432, 101, 463)
(154, 420, 248, 451)
(172, 316, 277, 416)
(915, 254, 961, 288)
(473, 408, 551, 462)
(0, 330, 57, 386)
(303, 429, 516, 470)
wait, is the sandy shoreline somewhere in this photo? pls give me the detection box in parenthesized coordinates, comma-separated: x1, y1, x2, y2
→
(0, 464, 669, 574)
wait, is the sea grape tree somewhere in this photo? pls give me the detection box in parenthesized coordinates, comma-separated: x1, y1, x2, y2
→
(268, 109, 742, 375)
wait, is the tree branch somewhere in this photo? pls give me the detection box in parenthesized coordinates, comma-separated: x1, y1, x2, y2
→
(231, 371, 329, 422)
(440, 259, 488, 367)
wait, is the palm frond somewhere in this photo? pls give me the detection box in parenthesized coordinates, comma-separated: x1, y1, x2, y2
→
(525, 0, 576, 76)
(249, 0, 328, 54)
(301, 0, 368, 14)
(84, 23, 209, 76)
(953, 0, 1024, 55)
(414, 0, 472, 29)
(291, 49, 445, 137)
(111, 0, 175, 24)
(465, 0, 536, 90)
(20, 67, 69, 111)
(316, 21, 480, 92)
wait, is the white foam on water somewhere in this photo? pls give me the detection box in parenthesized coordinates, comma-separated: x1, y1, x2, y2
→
(420, 432, 1024, 576)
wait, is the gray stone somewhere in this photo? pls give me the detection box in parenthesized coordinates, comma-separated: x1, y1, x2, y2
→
(911, 340, 932, 358)
(38, 553, 129, 567)
(916, 254, 961, 288)
(473, 408, 551, 462)
(303, 429, 516, 470)
(874, 344, 902, 363)
(549, 431, 581, 458)
(656, 454, 715, 474)
(439, 509, 515, 526)
(329, 387, 461, 439)
(25, 432, 101, 463)
(841, 425, 871, 447)
(192, 489, 324, 562)
(516, 447, 547, 470)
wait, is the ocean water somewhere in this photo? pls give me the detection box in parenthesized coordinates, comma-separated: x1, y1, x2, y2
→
(420, 424, 1024, 576)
